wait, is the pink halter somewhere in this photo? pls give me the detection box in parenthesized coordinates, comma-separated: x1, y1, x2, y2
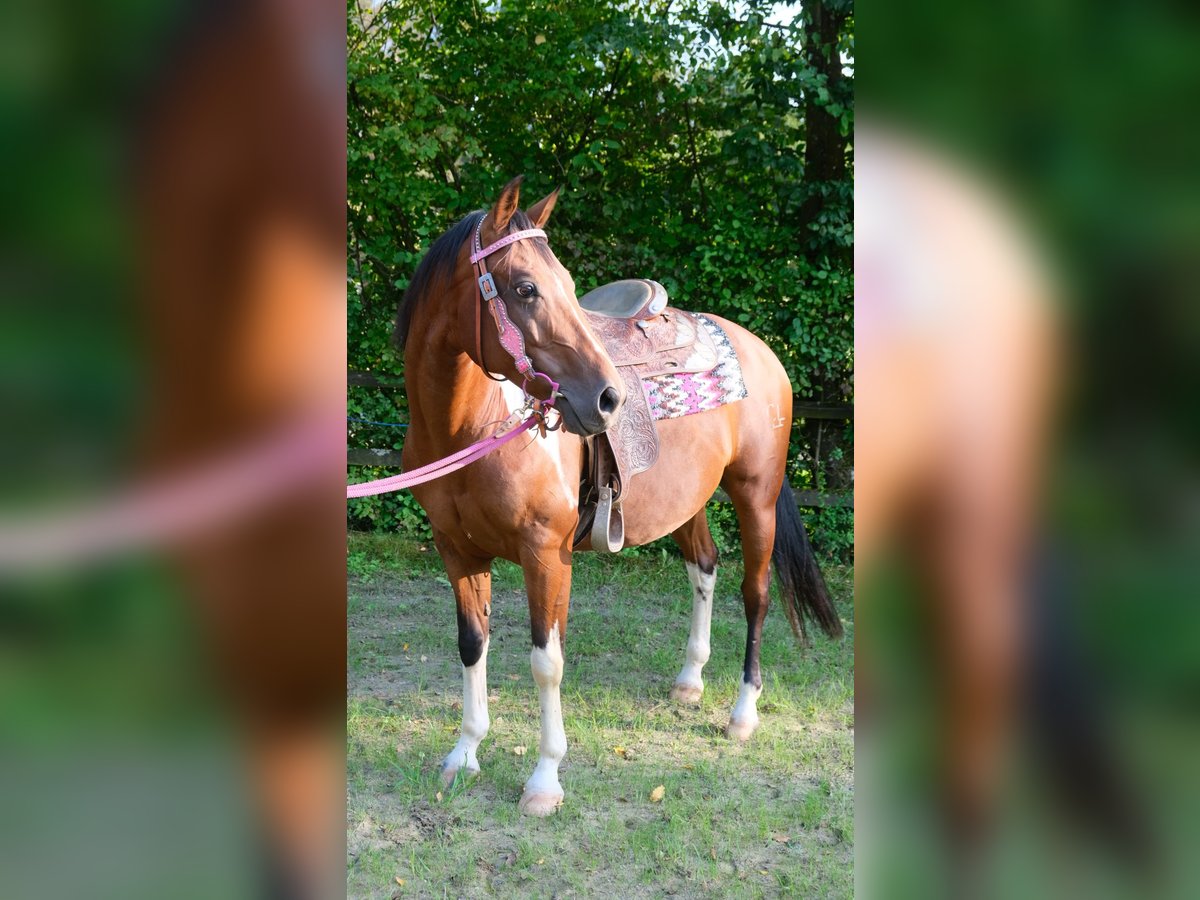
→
(470, 213, 560, 402)
(345, 212, 561, 499)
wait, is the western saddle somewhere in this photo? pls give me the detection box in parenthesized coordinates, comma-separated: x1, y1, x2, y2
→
(574, 280, 719, 552)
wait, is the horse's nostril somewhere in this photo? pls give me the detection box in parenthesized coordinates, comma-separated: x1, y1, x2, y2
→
(598, 386, 621, 417)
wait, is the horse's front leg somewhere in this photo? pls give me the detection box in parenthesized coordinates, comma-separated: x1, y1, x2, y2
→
(517, 543, 572, 817)
(434, 535, 494, 787)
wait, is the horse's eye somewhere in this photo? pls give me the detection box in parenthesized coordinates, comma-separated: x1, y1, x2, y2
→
(514, 282, 537, 299)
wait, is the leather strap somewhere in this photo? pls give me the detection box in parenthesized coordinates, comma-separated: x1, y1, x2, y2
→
(470, 227, 547, 264)
(470, 213, 558, 400)
(472, 214, 506, 381)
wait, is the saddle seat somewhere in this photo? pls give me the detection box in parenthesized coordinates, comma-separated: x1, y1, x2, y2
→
(574, 280, 718, 553)
(578, 278, 668, 320)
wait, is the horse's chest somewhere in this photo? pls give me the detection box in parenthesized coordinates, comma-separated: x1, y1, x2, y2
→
(420, 440, 580, 559)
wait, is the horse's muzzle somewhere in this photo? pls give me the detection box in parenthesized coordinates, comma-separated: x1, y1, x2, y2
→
(558, 381, 624, 436)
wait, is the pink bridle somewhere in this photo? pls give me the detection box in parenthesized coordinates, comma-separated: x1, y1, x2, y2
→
(469, 214, 562, 401)
(346, 214, 559, 499)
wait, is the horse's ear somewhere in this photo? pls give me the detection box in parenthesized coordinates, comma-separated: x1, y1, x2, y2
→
(490, 175, 524, 231)
(526, 186, 562, 229)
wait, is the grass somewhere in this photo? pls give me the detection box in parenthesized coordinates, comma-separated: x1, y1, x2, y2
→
(347, 532, 854, 899)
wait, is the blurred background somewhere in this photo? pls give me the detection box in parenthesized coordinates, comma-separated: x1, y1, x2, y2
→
(857, 1, 1200, 897)
(0, 1, 345, 898)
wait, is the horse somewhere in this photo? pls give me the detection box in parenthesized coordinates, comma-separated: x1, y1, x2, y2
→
(394, 176, 843, 816)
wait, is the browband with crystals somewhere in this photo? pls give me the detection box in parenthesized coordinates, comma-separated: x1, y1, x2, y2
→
(469, 227, 547, 264)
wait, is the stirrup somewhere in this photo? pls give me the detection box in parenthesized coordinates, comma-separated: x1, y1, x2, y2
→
(591, 485, 625, 553)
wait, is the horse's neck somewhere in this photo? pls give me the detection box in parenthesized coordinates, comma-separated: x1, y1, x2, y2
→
(406, 346, 508, 448)
(404, 293, 558, 467)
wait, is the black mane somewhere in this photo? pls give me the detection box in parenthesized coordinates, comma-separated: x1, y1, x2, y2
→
(392, 210, 482, 349)
(392, 208, 550, 349)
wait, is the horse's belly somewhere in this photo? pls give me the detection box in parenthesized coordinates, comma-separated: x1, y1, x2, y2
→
(616, 412, 732, 547)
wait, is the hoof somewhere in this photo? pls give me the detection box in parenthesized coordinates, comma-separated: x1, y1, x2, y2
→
(725, 717, 759, 742)
(440, 763, 479, 789)
(670, 682, 704, 705)
(518, 790, 564, 817)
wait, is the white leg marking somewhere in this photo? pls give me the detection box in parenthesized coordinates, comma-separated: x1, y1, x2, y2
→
(726, 679, 763, 742)
(519, 623, 566, 816)
(671, 562, 716, 703)
(441, 638, 489, 784)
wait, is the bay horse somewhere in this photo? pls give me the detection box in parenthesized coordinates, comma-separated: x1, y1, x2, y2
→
(395, 176, 843, 816)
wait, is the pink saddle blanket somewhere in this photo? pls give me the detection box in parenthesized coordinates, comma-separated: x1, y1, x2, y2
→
(642, 314, 748, 420)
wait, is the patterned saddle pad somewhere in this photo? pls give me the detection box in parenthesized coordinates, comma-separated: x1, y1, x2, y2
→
(643, 314, 748, 421)
(597, 311, 748, 481)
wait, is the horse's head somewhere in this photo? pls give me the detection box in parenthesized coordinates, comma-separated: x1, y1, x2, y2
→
(468, 176, 624, 436)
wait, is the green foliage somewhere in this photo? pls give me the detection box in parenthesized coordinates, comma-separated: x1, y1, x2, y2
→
(707, 502, 743, 558)
(807, 503, 855, 564)
(347, 0, 854, 559)
(347, 467, 433, 541)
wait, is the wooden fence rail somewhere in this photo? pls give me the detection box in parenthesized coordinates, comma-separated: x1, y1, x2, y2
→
(347, 448, 852, 509)
(349, 372, 852, 420)
(349, 372, 852, 508)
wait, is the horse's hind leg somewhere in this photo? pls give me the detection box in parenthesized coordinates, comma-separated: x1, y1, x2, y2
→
(723, 473, 779, 741)
(669, 510, 720, 705)
(434, 535, 494, 787)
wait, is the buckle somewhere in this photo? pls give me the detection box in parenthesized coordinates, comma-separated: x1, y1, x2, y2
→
(478, 272, 498, 301)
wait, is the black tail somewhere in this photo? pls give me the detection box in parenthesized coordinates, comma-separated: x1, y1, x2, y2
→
(1027, 542, 1156, 871)
(772, 481, 843, 644)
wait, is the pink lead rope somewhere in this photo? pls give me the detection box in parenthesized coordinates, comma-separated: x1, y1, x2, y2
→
(346, 415, 538, 498)
(347, 217, 557, 499)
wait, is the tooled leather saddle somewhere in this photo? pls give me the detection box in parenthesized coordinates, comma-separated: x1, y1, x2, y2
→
(573, 279, 719, 552)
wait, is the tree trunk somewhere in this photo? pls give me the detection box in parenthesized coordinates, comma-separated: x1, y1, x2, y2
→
(799, 0, 850, 229)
